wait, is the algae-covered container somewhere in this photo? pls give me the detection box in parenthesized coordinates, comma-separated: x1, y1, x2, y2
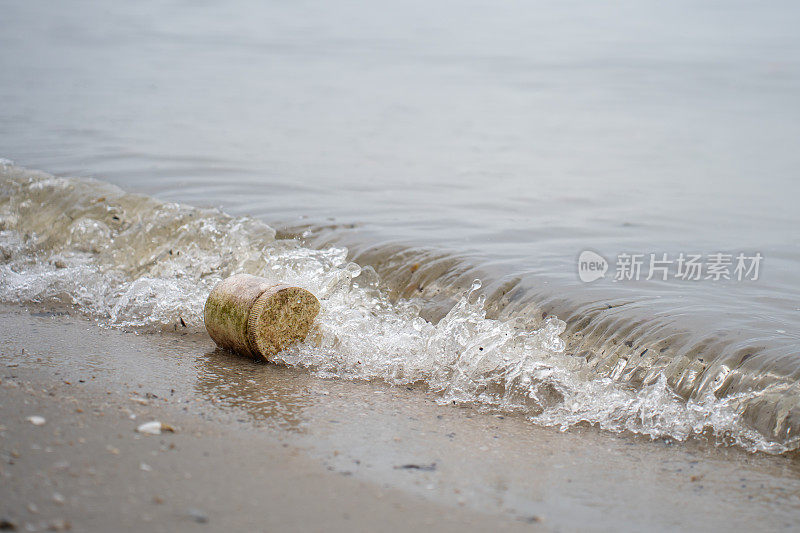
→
(204, 274, 320, 361)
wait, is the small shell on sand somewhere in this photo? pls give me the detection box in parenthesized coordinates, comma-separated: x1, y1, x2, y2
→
(136, 421, 175, 435)
(26, 415, 46, 426)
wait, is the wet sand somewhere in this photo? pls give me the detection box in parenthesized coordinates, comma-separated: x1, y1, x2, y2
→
(1, 305, 799, 532)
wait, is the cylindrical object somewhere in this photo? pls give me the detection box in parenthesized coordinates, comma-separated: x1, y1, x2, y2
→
(204, 274, 320, 361)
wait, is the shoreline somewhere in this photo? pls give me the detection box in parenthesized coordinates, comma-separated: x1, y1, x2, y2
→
(2, 304, 800, 531)
(1, 161, 796, 454)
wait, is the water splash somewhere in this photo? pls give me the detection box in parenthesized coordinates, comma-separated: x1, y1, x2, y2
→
(0, 161, 794, 454)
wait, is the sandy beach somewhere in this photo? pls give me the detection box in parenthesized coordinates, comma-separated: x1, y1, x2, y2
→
(0, 306, 539, 532)
(2, 304, 799, 532)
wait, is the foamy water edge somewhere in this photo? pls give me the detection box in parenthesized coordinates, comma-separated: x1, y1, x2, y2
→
(0, 160, 794, 454)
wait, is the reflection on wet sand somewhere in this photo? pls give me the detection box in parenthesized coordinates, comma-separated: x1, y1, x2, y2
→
(194, 349, 318, 431)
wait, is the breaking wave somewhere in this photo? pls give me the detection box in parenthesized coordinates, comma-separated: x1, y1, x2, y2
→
(0, 160, 796, 454)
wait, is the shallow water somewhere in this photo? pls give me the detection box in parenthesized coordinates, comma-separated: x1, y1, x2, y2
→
(1, 1, 800, 452)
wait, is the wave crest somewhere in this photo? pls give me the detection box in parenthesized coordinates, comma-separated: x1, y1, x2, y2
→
(0, 161, 793, 454)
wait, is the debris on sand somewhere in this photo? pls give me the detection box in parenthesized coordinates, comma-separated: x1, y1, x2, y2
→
(46, 518, 71, 531)
(187, 508, 209, 524)
(136, 421, 175, 435)
(26, 416, 46, 426)
(394, 463, 437, 472)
